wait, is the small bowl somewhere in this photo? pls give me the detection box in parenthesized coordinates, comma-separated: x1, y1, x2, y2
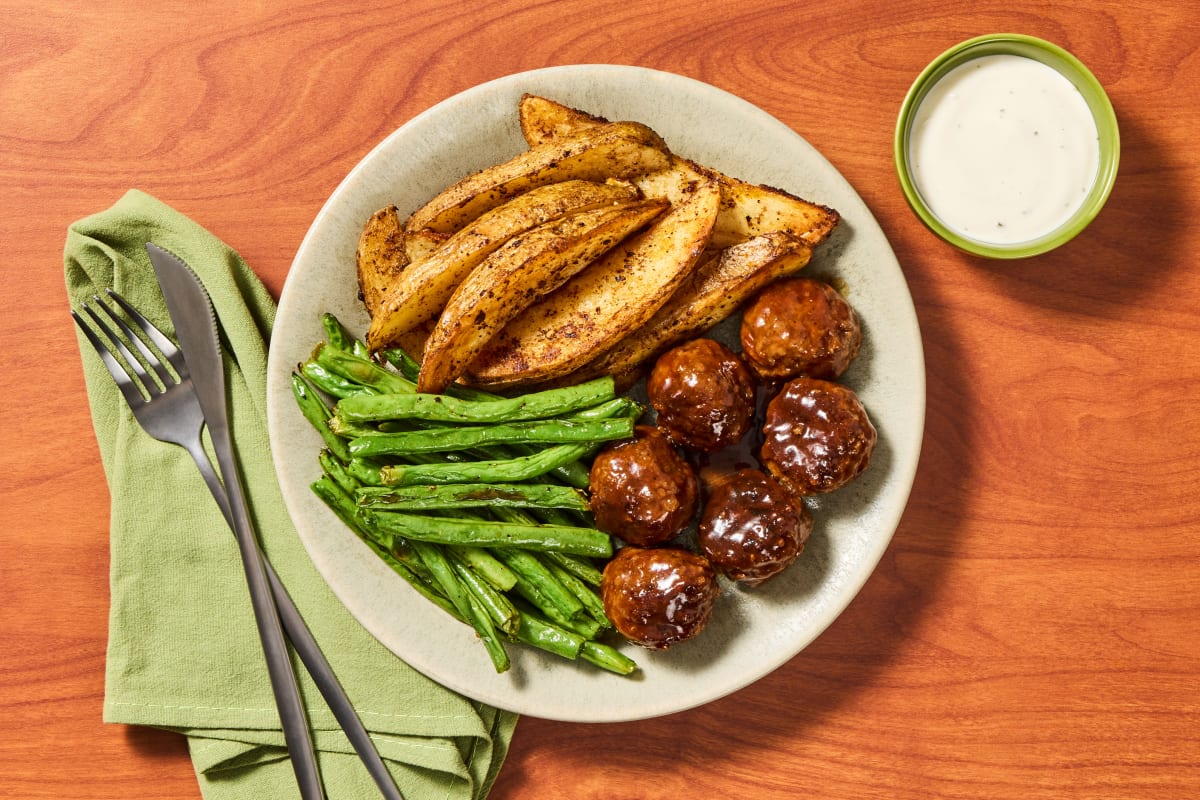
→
(894, 34, 1120, 259)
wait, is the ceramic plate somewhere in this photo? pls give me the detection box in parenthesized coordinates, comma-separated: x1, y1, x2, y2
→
(266, 65, 925, 722)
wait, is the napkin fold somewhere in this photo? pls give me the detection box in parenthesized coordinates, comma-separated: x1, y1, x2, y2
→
(65, 189, 517, 800)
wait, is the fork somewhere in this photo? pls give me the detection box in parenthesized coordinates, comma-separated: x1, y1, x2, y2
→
(73, 290, 405, 800)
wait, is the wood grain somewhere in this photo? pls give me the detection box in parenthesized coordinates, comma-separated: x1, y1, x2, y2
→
(3, 1, 1198, 798)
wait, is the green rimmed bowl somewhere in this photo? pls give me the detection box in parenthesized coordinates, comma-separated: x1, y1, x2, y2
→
(894, 33, 1120, 259)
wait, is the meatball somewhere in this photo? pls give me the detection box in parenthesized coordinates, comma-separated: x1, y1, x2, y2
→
(699, 468, 813, 586)
(759, 377, 877, 496)
(740, 278, 862, 381)
(647, 338, 756, 452)
(589, 425, 698, 546)
(601, 546, 720, 649)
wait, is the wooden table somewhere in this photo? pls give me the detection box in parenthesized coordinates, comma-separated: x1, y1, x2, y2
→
(3, 1, 1198, 797)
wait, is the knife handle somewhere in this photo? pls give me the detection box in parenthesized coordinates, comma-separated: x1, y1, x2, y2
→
(181, 438, 404, 800)
(211, 439, 328, 800)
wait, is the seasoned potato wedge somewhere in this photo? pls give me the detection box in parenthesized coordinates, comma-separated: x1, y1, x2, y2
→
(404, 121, 671, 234)
(356, 205, 406, 319)
(468, 178, 721, 388)
(366, 179, 639, 353)
(356, 208, 448, 320)
(518, 95, 839, 247)
(703, 166, 839, 248)
(519, 93, 609, 144)
(574, 231, 813, 386)
(518, 94, 605, 146)
(417, 198, 669, 393)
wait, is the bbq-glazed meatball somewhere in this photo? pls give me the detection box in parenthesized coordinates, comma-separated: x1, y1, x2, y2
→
(589, 426, 698, 546)
(740, 278, 862, 381)
(647, 338, 756, 452)
(601, 546, 720, 649)
(699, 468, 813, 586)
(759, 377, 877, 496)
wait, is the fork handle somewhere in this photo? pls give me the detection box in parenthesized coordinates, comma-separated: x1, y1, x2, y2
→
(182, 441, 404, 800)
(205, 440, 327, 800)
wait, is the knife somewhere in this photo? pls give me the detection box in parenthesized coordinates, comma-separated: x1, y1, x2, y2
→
(146, 243, 405, 800)
(146, 242, 327, 799)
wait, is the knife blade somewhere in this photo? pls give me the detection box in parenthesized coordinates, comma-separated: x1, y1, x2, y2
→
(145, 243, 327, 800)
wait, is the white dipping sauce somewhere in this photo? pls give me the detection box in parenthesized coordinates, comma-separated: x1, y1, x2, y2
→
(908, 54, 1100, 245)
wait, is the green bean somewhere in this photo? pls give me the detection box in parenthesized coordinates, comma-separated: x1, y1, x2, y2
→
(310, 474, 362, 533)
(296, 319, 649, 677)
(447, 552, 520, 635)
(410, 540, 509, 672)
(291, 373, 352, 462)
(361, 511, 613, 558)
(447, 546, 518, 592)
(528, 505, 593, 531)
(542, 551, 604, 587)
(545, 558, 610, 629)
(315, 343, 414, 395)
(310, 477, 458, 619)
(318, 449, 359, 495)
(346, 458, 386, 486)
(348, 417, 633, 458)
(321, 312, 369, 358)
(510, 609, 585, 661)
(466, 592, 510, 673)
(327, 416, 382, 440)
(567, 396, 642, 421)
(356, 482, 590, 513)
(301, 361, 374, 400)
(495, 548, 594, 636)
(580, 641, 639, 675)
(335, 376, 615, 424)
(379, 443, 590, 486)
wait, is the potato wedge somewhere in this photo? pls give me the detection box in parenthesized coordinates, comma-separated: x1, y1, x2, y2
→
(518, 95, 839, 247)
(519, 93, 608, 145)
(355, 205, 406, 319)
(702, 164, 839, 248)
(404, 121, 671, 234)
(468, 178, 721, 388)
(356, 208, 448, 320)
(518, 94, 604, 145)
(417, 198, 669, 393)
(573, 231, 813, 386)
(366, 179, 640, 353)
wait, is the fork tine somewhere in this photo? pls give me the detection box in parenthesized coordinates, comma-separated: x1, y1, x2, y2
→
(72, 308, 148, 410)
(90, 295, 175, 387)
(105, 289, 189, 379)
(81, 300, 166, 398)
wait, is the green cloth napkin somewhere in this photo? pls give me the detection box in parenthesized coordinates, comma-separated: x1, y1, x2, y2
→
(65, 189, 518, 800)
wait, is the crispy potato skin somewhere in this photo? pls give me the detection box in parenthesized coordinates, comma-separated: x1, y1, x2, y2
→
(365, 179, 639, 353)
(574, 230, 813, 387)
(355, 205, 407, 319)
(519, 93, 610, 145)
(467, 178, 721, 389)
(518, 95, 839, 247)
(417, 198, 669, 393)
(404, 121, 671, 234)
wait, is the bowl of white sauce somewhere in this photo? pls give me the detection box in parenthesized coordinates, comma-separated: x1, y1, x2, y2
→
(895, 34, 1119, 258)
